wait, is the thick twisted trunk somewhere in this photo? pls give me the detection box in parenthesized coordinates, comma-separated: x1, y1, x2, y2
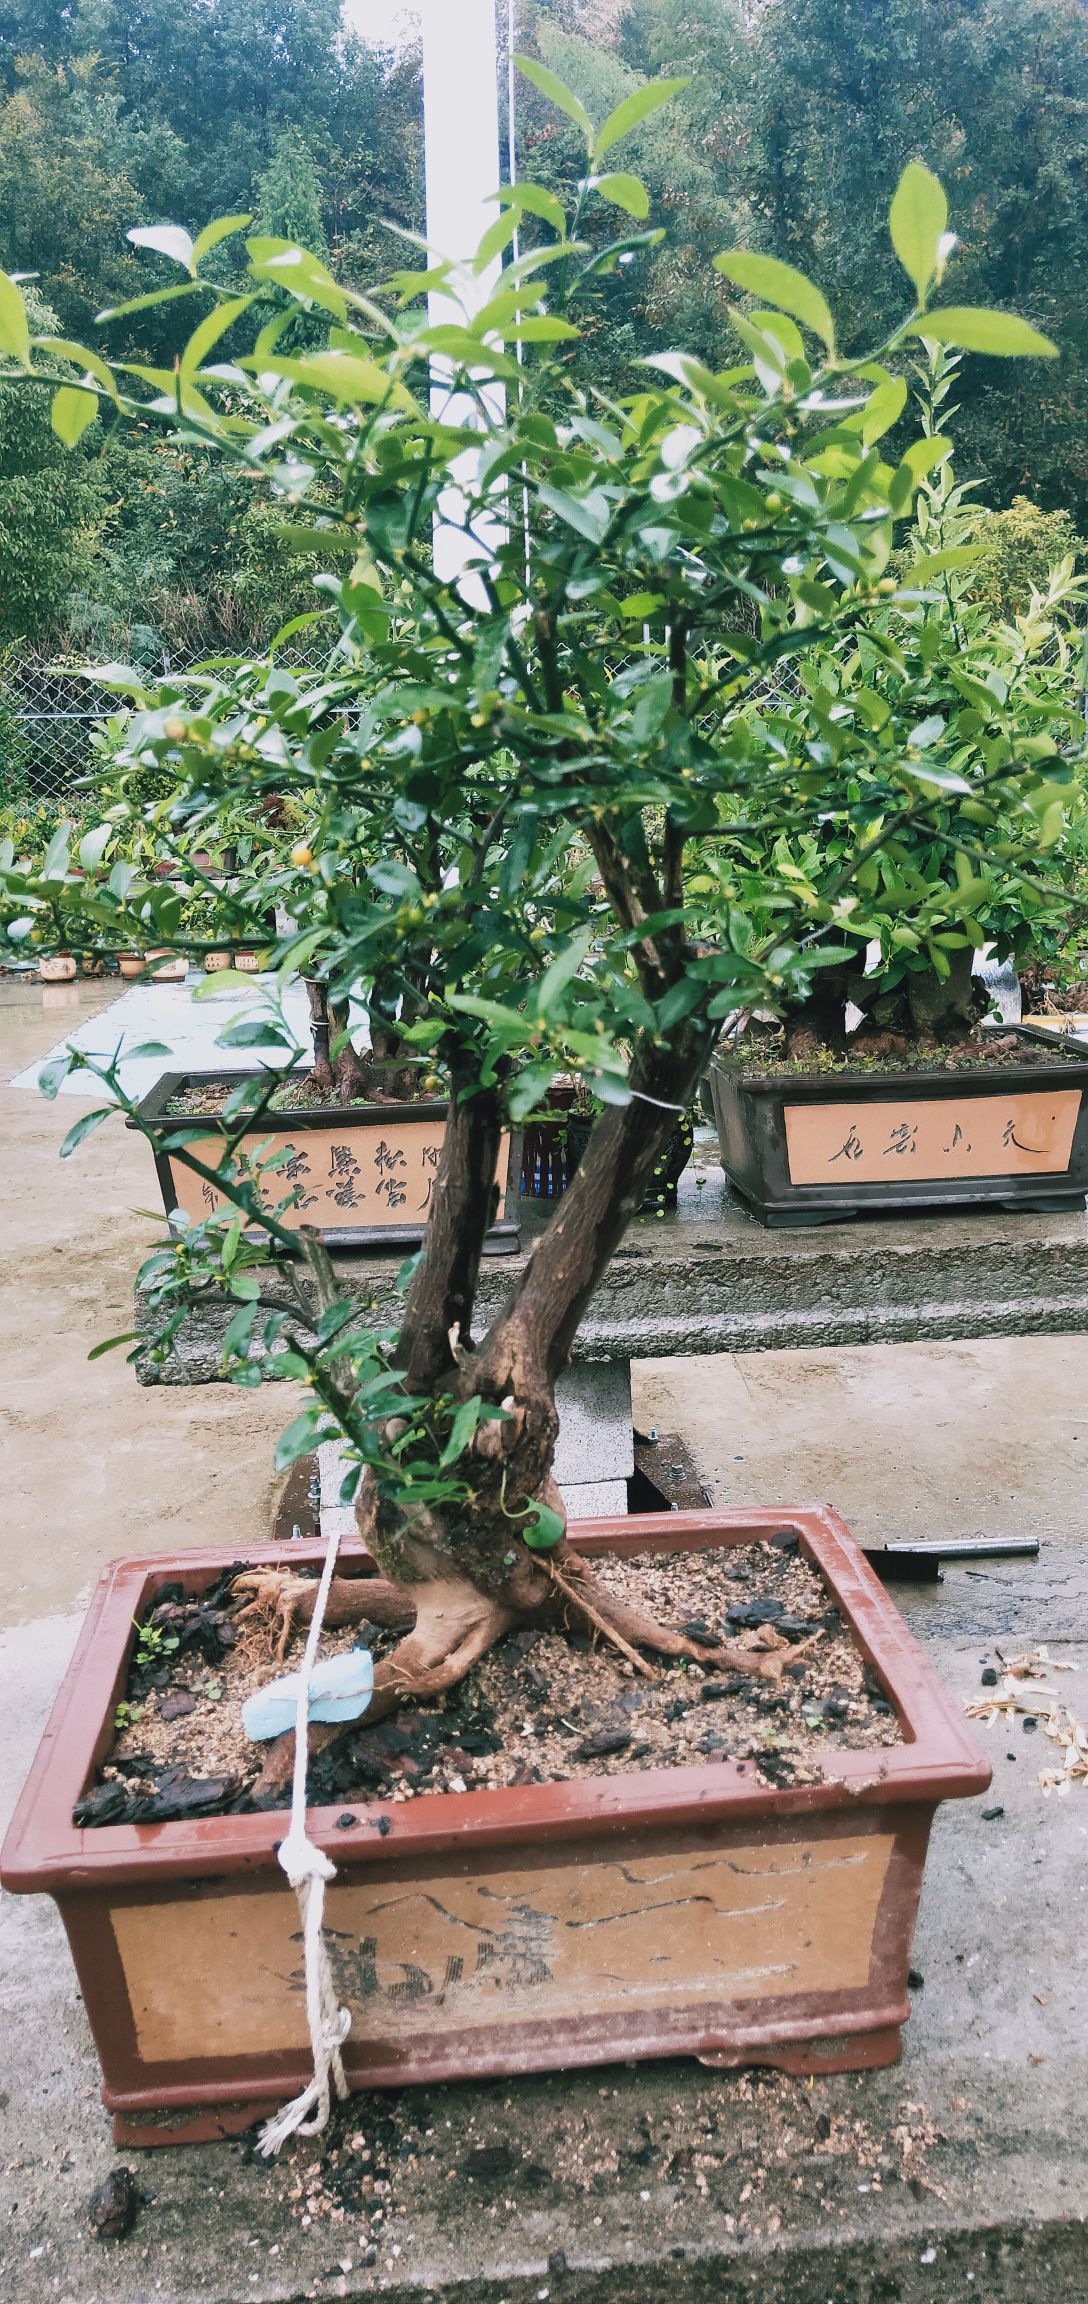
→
(246, 1015, 764, 1807)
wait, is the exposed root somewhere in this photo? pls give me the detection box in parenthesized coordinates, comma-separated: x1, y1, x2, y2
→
(251, 1578, 513, 1805)
(244, 1550, 815, 1808)
(547, 1551, 790, 1683)
(231, 1568, 416, 1665)
(542, 1557, 659, 1680)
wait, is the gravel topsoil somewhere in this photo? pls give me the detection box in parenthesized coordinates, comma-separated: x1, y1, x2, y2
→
(725, 1024, 1087, 1080)
(165, 1074, 435, 1117)
(76, 1538, 901, 1828)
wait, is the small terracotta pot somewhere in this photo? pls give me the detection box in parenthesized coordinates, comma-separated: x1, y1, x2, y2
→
(234, 949, 265, 974)
(203, 951, 232, 974)
(120, 952, 188, 984)
(0, 1509, 989, 2146)
(39, 953, 76, 982)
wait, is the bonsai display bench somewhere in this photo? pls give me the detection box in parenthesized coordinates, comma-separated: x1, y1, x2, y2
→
(136, 1146, 1088, 1380)
(136, 1148, 1088, 1509)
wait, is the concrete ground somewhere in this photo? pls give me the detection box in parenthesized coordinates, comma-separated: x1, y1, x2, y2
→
(2, 980, 1087, 2301)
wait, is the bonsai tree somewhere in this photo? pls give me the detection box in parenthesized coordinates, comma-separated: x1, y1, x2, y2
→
(0, 105, 1069, 1801)
(710, 345, 1087, 1063)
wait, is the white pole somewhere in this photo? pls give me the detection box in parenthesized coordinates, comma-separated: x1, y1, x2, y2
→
(421, 0, 505, 592)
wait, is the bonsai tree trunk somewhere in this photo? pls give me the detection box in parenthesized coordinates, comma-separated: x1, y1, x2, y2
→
(303, 975, 429, 1103)
(249, 1022, 785, 1804)
(303, 976, 370, 1100)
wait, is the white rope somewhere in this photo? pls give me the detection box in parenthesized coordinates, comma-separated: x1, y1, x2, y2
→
(257, 1523, 353, 2157)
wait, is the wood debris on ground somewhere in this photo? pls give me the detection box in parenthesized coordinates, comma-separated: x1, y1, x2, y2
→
(965, 1646, 1088, 1792)
(254, 2070, 950, 2268)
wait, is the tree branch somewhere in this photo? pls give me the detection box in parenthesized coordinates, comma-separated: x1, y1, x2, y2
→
(475, 1016, 711, 1397)
(393, 1078, 506, 1393)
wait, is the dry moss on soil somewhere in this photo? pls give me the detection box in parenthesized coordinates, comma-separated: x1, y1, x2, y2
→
(727, 1024, 1087, 1081)
(164, 1074, 438, 1118)
(77, 1538, 901, 1828)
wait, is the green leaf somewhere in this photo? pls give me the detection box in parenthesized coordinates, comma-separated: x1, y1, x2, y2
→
(245, 238, 347, 320)
(906, 544, 982, 582)
(515, 55, 593, 145)
(522, 1501, 566, 1551)
(215, 1018, 294, 1049)
(911, 308, 1058, 358)
(907, 714, 945, 748)
(181, 296, 253, 376)
(51, 384, 97, 446)
(589, 172, 650, 220)
(38, 1054, 74, 1100)
(43, 821, 71, 879)
(536, 482, 609, 542)
(473, 209, 519, 270)
(496, 181, 566, 235)
(889, 164, 948, 304)
(88, 1332, 139, 1361)
(594, 78, 690, 160)
(255, 348, 415, 411)
(60, 1107, 114, 1159)
(274, 1412, 322, 1472)
(714, 250, 835, 354)
(37, 339, 119, 399)
(78, 822, 113, 871)
(193, 214, 253, 266)
(535, 925, 594, 1016)
(510, 316, 580, 342)
(96, 281, 204, 323)
(128, 224, 195, 273)
(857, 371, 908, 446)
(0, 267, 30, 364)
(439, 1396, 483, 1469)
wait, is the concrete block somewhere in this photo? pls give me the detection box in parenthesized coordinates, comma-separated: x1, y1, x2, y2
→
(561, 1477, 629, 1520)
(552, 1361, 633, 1488)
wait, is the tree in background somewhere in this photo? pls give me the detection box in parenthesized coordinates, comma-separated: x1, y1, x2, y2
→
(0, 290, 100, 647)
(255, 127, 328, 257)
(0, 0, 422, 653)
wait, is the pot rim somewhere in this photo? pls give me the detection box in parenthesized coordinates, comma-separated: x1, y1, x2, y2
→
(0, 1509, 990, 1896)
(124, 1067, 451, 1130)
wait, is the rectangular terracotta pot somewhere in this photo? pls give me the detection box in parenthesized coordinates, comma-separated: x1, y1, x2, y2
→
(127, 1069, 522, 1254)
(709, 1025, 1088, 1226)
(0, 1510, 988, 2146)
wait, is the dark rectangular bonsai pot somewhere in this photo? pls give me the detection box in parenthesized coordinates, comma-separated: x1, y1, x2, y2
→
(0, 1509, 989, 2146)
(709, 1024, 1088, 1227)
(127, 1069, 521, 1254)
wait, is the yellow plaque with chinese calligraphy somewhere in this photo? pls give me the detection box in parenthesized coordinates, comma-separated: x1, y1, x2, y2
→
(168, 1120, 510, 1233)
(784, 1091, 1081, 1187)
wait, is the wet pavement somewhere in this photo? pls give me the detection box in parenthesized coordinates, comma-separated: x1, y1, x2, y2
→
(0, 979, 298, 1627)
(2, 977, 1087, 2301)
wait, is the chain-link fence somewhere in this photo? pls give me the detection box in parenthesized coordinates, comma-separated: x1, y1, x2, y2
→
(0, 641, 329, 815)
(0, 656, 126, 808)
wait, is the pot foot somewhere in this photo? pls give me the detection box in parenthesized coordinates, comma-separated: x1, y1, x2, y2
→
(698, 2022, 903, 2076)
(110, 2098, 268, 2147)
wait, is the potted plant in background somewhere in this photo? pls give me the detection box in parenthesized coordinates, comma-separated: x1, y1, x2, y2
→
(0, 109, 1064, 2136)
(520, 1069, 695, 1212)
(706, 349, 1088, 1223)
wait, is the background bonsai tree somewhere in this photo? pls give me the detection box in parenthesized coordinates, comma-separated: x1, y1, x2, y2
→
(707, 344, 1087, 1062)
(0, 103, 1072, 1794)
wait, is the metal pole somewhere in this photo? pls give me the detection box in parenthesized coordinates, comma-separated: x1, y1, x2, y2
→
(421, 0, 505, 593)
